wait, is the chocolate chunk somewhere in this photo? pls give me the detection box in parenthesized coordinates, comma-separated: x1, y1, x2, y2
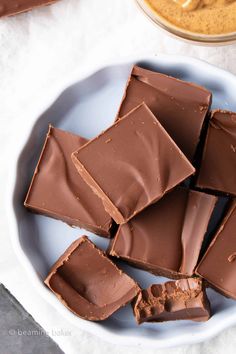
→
(117, 65, 212, 161)
(196, 110, 236, 196)
(45, 236, 140, 321)
(196, 200, 236, 299)
(133, 278, 210, 324)
(0, 0, 58, 17)
(24, 126, 113, 237)
(108, 187, 217, 278)
(72, 103, 195, 224)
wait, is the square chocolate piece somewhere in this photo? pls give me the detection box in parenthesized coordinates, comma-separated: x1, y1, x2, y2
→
(133, 278, 210, 324)
(24, 126, 113, 237)
(72, 103, 195, 224)
(196, 110, 236, 196)
(117, 65, 212, 161)
(45, 236, 140, 321)
(196, 200, 236, 300)
(108, 187, 217, 278)
(0, 0, 58, 18)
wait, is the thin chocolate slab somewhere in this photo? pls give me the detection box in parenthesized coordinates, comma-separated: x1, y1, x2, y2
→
(196, 110, 236, 196)
(133, 278, 210, 324)
(108, 187, 217, 278)
(72, 103, 195, 224)
(45, 236, 140, 321)
(24, 126, 113, 237)
(0, 0, 58, 18)
(117, 65, 212, 161)
(196, 200, 236, 300)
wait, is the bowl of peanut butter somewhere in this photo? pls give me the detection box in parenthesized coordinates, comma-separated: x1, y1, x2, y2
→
(136, 0, 236, 44)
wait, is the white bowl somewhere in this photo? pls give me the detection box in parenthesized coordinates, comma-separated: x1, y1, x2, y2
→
(7, 55, 236, 348)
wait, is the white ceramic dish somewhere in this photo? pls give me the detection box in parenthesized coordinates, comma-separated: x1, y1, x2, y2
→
(7, 56, 236, 348)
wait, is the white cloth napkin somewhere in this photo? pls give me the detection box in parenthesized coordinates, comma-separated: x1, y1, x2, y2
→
(1, 0, 236, 353)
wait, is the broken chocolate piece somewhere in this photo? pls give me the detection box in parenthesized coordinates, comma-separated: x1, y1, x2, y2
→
(133, 278, 211, 324)
(24, 126, 113, 237)
(108, 187, 217, 278)
(196, 200, 236, 300)
(117, 65, 212, 161)
(72, 103, 195, 224)
(196, 110, 236, 196)
(45, 236, 140, 321)
(0, 0, 58, 18)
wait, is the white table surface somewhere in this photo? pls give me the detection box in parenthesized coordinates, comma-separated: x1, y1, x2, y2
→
(1, 1, 236, 353)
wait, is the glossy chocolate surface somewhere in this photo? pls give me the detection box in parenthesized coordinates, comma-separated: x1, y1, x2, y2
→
(196, 110, 236, 196)
(45, 236, 140, 321)
(117, 65, 212, 161)
(72, 103, 195, 224)
(133, 278, 210, 324)
(196, 200, 236, 300)
(108, 187, 217, 278)
(24, 126, 113, 237)
(0, 0, 58, 17)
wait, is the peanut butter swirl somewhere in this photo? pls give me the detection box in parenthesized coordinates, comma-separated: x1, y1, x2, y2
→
(173, 0, 218, 12)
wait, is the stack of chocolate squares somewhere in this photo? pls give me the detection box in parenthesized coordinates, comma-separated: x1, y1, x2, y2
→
(25, 65, 236, 324)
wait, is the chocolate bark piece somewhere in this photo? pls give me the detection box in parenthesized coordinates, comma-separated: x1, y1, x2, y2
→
(45, 236, 140, 321)
(24, 126, 113, 237)
(117, 65, 212, 162)
(133, 278, 210, 324)
(196, 110, 236, 196)
(72, 103, 195, 224)
(0, 0, 58, 18)
(108, 187, 217, 278)
(196, 200, 236, 300)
